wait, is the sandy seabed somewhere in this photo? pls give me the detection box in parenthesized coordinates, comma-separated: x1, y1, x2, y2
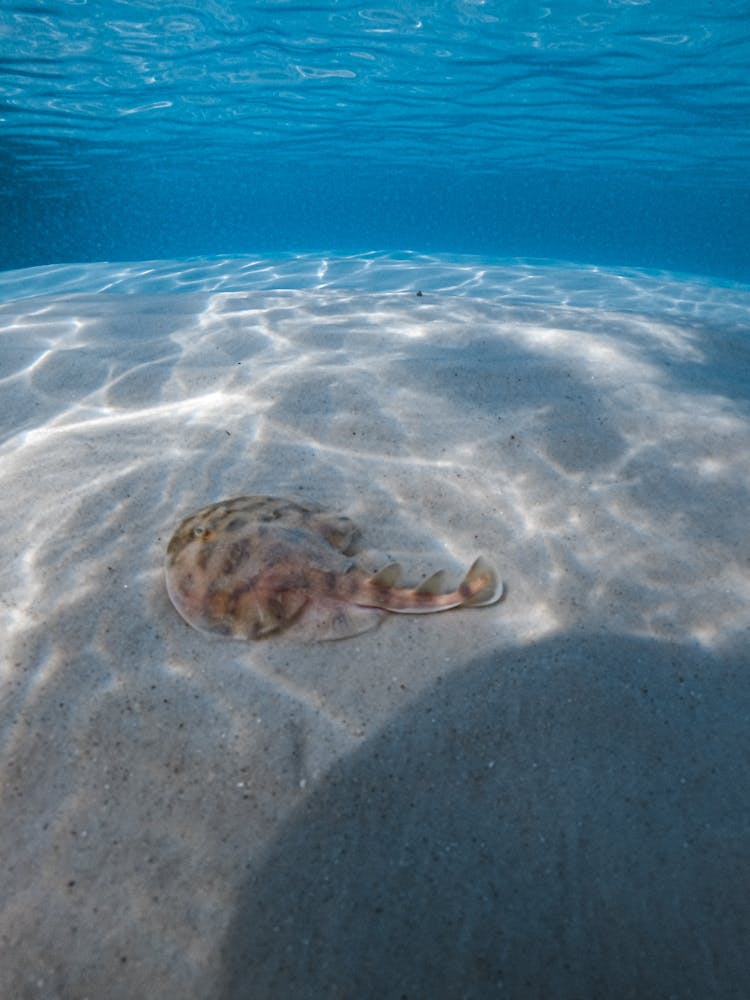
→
(1, 253, 749, 999)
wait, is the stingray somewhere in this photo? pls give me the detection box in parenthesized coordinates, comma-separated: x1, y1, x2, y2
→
(165, 495, 504, 641)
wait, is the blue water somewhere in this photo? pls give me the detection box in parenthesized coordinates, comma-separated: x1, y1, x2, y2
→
(2, 0, 749, 279)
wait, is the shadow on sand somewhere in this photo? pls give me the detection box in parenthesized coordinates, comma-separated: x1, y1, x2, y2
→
(219, 630, 749, 1000)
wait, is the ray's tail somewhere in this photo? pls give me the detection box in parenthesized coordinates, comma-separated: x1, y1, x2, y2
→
(362, 556, 504, 614)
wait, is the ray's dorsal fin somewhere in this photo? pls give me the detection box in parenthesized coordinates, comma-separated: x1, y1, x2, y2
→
(370, 562, 403, 588)
(415, 569, 447, 595)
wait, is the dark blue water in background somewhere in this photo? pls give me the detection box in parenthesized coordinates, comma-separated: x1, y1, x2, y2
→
(2, 1, 749, 281)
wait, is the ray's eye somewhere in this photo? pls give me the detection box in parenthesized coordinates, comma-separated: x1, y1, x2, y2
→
(192, 525, 206, 537)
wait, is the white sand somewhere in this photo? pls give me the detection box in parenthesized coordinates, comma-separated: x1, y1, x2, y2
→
(1, 254, 749, 998)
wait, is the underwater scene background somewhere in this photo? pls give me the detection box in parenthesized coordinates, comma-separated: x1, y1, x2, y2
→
(2, 3, 750, 999)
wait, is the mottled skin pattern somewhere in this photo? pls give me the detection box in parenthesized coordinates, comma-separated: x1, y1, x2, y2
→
(165, 495, 503, 641)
